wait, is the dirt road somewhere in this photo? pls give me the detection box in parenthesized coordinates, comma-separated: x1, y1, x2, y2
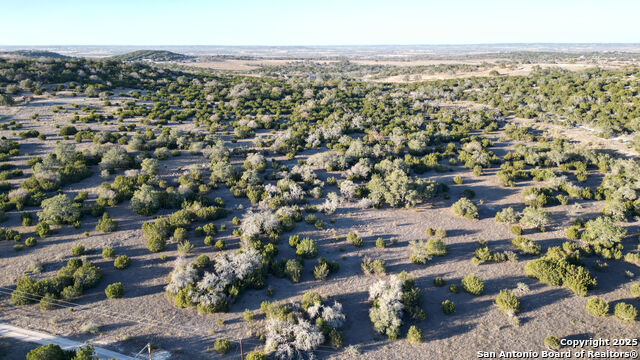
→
(0, 323, 137, 360)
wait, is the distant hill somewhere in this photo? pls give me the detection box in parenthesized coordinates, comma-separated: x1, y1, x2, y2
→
(112, 50, 195, 62)
(0, 50, 70, 59)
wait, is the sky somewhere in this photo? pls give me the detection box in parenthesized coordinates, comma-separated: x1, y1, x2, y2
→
(1, 0, 639, 46)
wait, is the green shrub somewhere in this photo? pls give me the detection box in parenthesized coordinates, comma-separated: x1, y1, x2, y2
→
(581, 216, 626, 259)
(96, 212, 117, 232)
(631, 283, 640, 298)
(215, 239, 225, 251)
(512, 236, 541, 255)
(433, 277, 445, 287)
(243, 308, 254, 322)
(35, 222, 51, 238)
(586, 297, 609, 317)
(71, 244, 85, 256)
(314, 262, 329, 280)
(544, 336, 561, 350)
(453, 176, 463, 185)
(130, 184, 160, 216)
(361, 257, 386, 276)
(105, 282, 124, 299)
(174, 227, 188, 241)
(614, 302, 637, 322)
(524, 251, 596, 296)
(451, 197, 478, 219)
(288, 234, 300, 247)
(495, 207, 519, 224)
(495, 289, 520, 315)
(474, 247, 506, 263)
(25, 237, 37, 247)
(409, 240, 430, 264)
(195, 255, 211, 268)
(510, 225, 523, 236)
(625, 253, 640, 267)
(0, 94, 14, 107)
(296, 237, 318, 258)
(39, 293, 57, 310)
(407, 325, 422, 343)
(347, 232, 363, 247)
(72, 262, 102, 289)
(441, 300, 455, 314)
(376, 237, 386, 248)
(284, 259, 303, 283)
(59, 126, 78, 136)
(461, 274, 484, 295)
(425, 237, 447, 256)
(114, 255, 131, 269)
(21, 212, 33, 226)
(26, 344, 69, 360)
(61, 285, 82, 300)
(177, 240, 194, 254)
(214, 338, 231, 354)
(102, 246, 115, 259)
(246, 351, 267, 360)
(449, 284, 459, 293)
(565, 225, 580, 240)
(146, 236, 166, 253)
(327, 328, 344, 349)
(520, 206, 550, 231)
(38, 194, 81, 225)
(301, 291, 322, 311)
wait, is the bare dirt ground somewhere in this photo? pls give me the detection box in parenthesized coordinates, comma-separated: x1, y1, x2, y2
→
(0, 94, 639, 360)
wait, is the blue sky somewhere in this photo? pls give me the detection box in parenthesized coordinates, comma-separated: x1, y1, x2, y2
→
(1, 0, 639, 45)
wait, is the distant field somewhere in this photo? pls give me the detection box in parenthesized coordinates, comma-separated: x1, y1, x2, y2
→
(1, 52, 640, 360)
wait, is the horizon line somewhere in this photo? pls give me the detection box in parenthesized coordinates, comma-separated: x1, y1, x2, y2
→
(3, 42, 640, 48)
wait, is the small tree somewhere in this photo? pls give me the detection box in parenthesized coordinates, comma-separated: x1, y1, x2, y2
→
(99, 146, 130, 172)
(38, 194, 80, 225)
(369, 276, 404, 340)
(409, 240, 430, 264)
(495, 289, 520, 315)
(131, 184, 160, 216)
(519, 206, 550, 231)
(285, 259, 303, 282)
